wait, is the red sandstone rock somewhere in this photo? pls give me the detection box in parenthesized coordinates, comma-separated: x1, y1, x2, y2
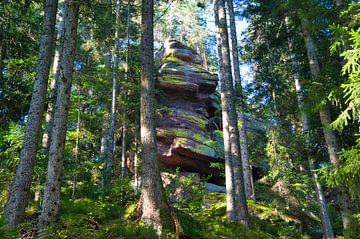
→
(156, 40, 224, 185)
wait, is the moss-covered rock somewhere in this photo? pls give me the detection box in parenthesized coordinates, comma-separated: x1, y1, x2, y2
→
(156, 40, 223, 184)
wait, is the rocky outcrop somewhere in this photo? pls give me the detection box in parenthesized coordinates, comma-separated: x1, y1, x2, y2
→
(156, 40, 224, 184)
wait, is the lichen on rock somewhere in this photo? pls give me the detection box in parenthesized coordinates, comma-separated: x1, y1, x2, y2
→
(156, 39, 224, 184)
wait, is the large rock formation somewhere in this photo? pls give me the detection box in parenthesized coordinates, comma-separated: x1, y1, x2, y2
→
(156, 40, 224, 184)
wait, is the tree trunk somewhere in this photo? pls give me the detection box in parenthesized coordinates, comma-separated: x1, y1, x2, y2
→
(198, 44, 209, 71)
(298, 16, 335, 239)
(120, 0, 131, 179)
(39, 0, 79, 224)
(42, 0, 66, 155)
(140, 0, 172, 234)
(319, 104, 353, 229)
(302, 16, 352, 232)
(134, 137, 141, 192)
(104, 0, 122, 174)
(121, 118, 127, 178)
(215, 0, 249, 227)
(226, 0, 254, 200)
(4, 0, 58, 227)
(72, 85, 81, 204)
(214, 0, 236, 222)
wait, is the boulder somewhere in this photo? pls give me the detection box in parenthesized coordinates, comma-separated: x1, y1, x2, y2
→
(156, 40, 224, 185)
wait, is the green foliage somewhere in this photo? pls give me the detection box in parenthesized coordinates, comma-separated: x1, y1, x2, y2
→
(205, 130, 224, 158)
(107, 177, 137, 208)
(164, 171, 205, 213)
(330, 24, 360, 131)
(0, 122, 24, 207)
(181, 192, 310, 239)
(318, 137, 360, 201)
(318, 2, 360, 207)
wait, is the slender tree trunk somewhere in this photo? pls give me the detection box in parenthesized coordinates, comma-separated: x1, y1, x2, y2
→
(39, 0, 79, 224)
(140, 0, 172, 234)
(198, 44, 209, 71)
(34, 177, 41, 203)
(214, 0, 236, 222)
(215, 0, 249, 227)
(298, 16, 335, 239)
(105, 0, 122, 174)
(226, 0, 254, 200)
(100, 111, 109, 155)
(121, 120, 127, 177)
(120, 0, 131, 178)
(72, 85, 81, 204)
(302, 16, 352, 231)
(4, 0, 58, 227)
(319, 104, 353, 229)
(42, 0, 66, 155)
(134, 122, 141, 192)
(134, 136, 141, 191)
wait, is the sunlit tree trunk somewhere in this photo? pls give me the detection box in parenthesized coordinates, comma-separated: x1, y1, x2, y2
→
(319, 106, 353, 230)
(215, 0, 249, 227)
(104, 0, 122, 174)
(226, 0, 254, 200)
(198, 44, 209, 71)
(134, 124, 141, 192)
(302, 16, 352, 232)
(121, 0, 131, 178)
(214, 0, 236, 222)
(299, 16, 334, 239)
(39, 0, 79, 224)
(140, 0, 172, 234)
(121, 119, 127, 178)
(72, 85, 81, 204)
(42, 0, 65, 155)
(4, 0, 58, 227)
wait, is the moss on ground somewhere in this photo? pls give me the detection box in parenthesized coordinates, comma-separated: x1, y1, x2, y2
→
(0, 190, 320, 239)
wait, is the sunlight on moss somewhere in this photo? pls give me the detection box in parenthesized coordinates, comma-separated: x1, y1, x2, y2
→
(159, 75, 187, 85)
(180, 113, 207, 129)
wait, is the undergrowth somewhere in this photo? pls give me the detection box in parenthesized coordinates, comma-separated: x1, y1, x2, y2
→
(0, 177, 331, 238)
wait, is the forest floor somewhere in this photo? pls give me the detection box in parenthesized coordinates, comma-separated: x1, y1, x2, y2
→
(0, 180, 336, 239)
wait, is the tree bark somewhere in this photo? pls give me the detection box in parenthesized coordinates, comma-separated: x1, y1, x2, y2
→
(215, 0, 249, 227)
(302, 16, 352, 231)
(319, 104, 353, 230)
(39, 0, 79, 224)
(226, 0, 254, 200)
(104, 0, 122, 174)
(42, 0, 66, 155)
(4, 0, 58, 227)
(120, 0, 131, 179)
(140, 0, 172, 234)
(121, 119, 127, 178)
(299, 16, 335, 239)
(214, 0, 236, 222)
(72, 85, 81, 204)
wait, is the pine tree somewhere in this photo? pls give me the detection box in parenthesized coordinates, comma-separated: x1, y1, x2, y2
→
(4, 0, 58, 227)
(226, 0, 255, 200)
(39, 0, 79, 224)
(42, 0, 66, 155)
(215, 0, 249, 226)
(139, 0, 172, 234)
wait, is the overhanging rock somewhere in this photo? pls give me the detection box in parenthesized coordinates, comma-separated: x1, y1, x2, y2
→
(156, 40, 224, 185)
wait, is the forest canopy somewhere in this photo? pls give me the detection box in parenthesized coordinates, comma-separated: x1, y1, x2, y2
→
(0, 0, 359, 238)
